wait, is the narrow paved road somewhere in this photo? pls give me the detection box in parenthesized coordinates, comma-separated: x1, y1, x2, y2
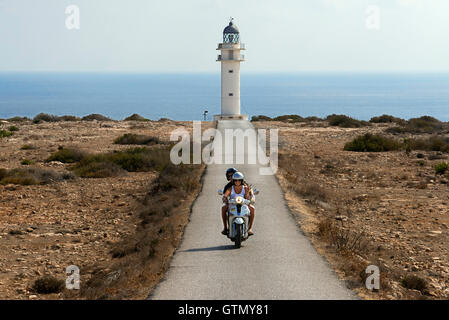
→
(149, 120, 356, 299)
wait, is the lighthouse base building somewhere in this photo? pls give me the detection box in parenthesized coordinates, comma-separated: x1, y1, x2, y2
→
(214, 19, 248, 121)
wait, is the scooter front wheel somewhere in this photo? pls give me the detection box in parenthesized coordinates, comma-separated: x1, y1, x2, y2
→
(234, 224, 242, 249)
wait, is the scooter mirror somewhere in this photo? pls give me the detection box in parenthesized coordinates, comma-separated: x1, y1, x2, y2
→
(218, 189, 223, 195)
(253, 189, 259, 195)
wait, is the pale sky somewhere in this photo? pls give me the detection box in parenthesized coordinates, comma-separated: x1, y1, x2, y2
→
(0, 0, 448, 72)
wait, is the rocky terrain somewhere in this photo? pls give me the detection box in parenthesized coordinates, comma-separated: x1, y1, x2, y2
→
(0, 118, 207, 299)
(253, 119, 449, 299)
(2, 115, 448, 300)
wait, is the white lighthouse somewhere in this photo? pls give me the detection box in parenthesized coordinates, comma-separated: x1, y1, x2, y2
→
(214, 19, 248, 121)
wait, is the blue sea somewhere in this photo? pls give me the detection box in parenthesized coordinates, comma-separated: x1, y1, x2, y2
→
(0, 72, 448, 121)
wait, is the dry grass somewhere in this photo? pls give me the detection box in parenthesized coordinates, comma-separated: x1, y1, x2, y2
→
(318, 218, 369, 254)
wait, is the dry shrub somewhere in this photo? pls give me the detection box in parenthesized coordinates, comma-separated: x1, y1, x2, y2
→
(46, 147, 86, 163)
(59, 115, 81, 121)
(344, 133, 402, 152)
(33, 113, 60, 123)
(369, 114, 406, 125)
(326, 114, 370, 128)
(32, 276, 65, 294)
(81, 114, 112, 121)
(401, 275, 428, 294)
(408, 136, 449, 153)
(124, 114, 150, 121)
(318, 218, 368, 254)
(386, 116, 445, 134)
(20, 144, 35, 150)
(0, 167, 74, 185)
(71, 147, 171, 178)
(7, 116, 30, 122)
(114, 133, 162, 146)
(294, 182, 328, 203)
(72, 160, 125, 178)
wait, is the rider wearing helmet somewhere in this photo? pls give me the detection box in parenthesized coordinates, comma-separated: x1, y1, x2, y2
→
(221, 168, 237, 235)
(221, 171, 255, 236)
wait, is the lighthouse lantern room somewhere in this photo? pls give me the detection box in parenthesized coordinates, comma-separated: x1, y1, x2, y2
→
(214, 18, 248, 121)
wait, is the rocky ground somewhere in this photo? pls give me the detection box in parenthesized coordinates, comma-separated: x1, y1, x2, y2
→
(0, 119, 207, 299)
(253, 120, 449, 300)
(2, 117, 448, 300)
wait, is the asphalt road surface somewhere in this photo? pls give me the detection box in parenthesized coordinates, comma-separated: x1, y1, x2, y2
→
(149, 120, 356, 300)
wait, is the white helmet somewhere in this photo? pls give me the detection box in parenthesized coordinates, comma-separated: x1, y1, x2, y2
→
(232, 171, 244, 181)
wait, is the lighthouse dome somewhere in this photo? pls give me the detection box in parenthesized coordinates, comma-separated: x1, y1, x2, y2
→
(223, 20, 240, 43)
(223, 21, 239, 34)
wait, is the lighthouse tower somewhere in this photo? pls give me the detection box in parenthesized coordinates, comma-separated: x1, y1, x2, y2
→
(214, 19, 248, 121)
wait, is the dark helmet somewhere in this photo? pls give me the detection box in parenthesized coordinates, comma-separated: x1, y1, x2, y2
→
(226, 167, 237, 180)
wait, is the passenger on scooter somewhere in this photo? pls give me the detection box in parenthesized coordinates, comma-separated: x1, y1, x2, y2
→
(222, 171, 255, 236)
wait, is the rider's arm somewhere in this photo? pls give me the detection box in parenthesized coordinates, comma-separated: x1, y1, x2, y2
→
(223, 188, 231, 202)
(244, 185, 252, 199)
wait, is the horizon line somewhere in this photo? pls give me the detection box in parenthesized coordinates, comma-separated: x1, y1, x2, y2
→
(1, 70, 449, 75)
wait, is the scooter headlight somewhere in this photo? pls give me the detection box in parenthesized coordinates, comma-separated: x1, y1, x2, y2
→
(235, 196, 243, 204)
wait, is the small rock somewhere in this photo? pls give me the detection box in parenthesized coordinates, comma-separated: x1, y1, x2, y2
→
(5, 184, 17, 191)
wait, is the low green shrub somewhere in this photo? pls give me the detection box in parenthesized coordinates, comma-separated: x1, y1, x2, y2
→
(46, 147, 86, 163)
(435, 162, 449, 175)
(304, 116, 323, 122)
(369, 114, 406, 124)
(273, 114, 304, 122)
(114, 133, 162, 145)
(20, 144, 35, 150)
(0, 167, 74, 185)
(33, 113, 60, 123)
(71, 147, 171, 178)
(251, 115, 272, 121)
(251, 114, 323, 122)
(408, 136, 449, 153)
(7, 116, 30, 122)
(326, 114, 369, 128)
(387, 116, 445, 134)
(344, 133, 402, 152)
(0, 130, 13, 138)
(59, 115, 81, 121)
(82, 114, 112, 121)
(21, 159, 34, 165)
(72, 159, 124, 178)
(124, 114, 150, 121)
